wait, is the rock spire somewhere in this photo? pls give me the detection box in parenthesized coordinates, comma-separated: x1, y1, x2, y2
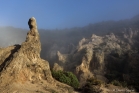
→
(0, 17, 73, 93)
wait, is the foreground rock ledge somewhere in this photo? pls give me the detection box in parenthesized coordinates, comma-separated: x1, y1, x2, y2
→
(0, 17, 73, 93)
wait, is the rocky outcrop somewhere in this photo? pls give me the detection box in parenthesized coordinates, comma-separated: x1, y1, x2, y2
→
(52, 63, 63, 71)
(52, 29, 139, 88)
(0, 17, 74, 93)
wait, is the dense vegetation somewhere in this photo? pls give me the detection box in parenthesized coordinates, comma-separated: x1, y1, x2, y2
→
(51, 70, 79, 89)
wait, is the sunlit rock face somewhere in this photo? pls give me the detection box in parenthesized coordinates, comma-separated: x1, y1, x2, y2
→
(0, 17, 74, 93)
(0, 17, 51, 84)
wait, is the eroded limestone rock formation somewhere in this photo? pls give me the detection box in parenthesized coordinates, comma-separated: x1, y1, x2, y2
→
(0, 17, 73, 93)
(52, 30, 139, 86)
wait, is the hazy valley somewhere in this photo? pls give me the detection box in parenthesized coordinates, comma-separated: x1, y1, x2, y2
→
(0, 15, 139, 92)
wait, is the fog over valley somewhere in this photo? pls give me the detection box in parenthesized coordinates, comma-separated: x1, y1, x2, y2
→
(0, 1, 139, 92)
(0, 14, 139, 62)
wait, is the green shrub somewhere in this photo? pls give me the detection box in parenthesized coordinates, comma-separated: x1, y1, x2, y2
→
(82, 77, 102, 93)
(52, 70, 79, 88)
(121, 81, 128, 87)
(111, 80, 121, 86)
(87, 77, 101, 86)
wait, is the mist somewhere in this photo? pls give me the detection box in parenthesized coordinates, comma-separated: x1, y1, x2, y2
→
(0, 14, 139, 61)
(0, 27, 27, 47)
(0, 13, 139, 91)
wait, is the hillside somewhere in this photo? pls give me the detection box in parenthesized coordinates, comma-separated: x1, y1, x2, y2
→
(0, 17, 74, 93)
(0, 14, 139, 92)
(0, 15, 139, 59)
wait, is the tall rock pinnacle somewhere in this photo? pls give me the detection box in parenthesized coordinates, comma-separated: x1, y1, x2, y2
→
(26, 17, 39, 42)
(0, 17, 74, 93)
(22, 17, 42, 66)
(25, 17, 41, 57)
(0, 17, 52, 85)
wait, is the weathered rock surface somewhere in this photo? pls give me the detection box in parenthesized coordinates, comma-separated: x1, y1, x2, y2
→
(0, 17, 74, 93)
(52, 63, 63, 71)
(52, 29, 139, 89)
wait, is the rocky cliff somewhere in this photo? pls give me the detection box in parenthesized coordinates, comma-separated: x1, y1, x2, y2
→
(52, 28, 139, 90)
(0, 17, 74, 93)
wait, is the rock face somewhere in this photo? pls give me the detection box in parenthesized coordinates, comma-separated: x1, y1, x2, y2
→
(52, 29, 139, 88)
(0, 17, 51, 84)
(0, 17, 73, 93)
